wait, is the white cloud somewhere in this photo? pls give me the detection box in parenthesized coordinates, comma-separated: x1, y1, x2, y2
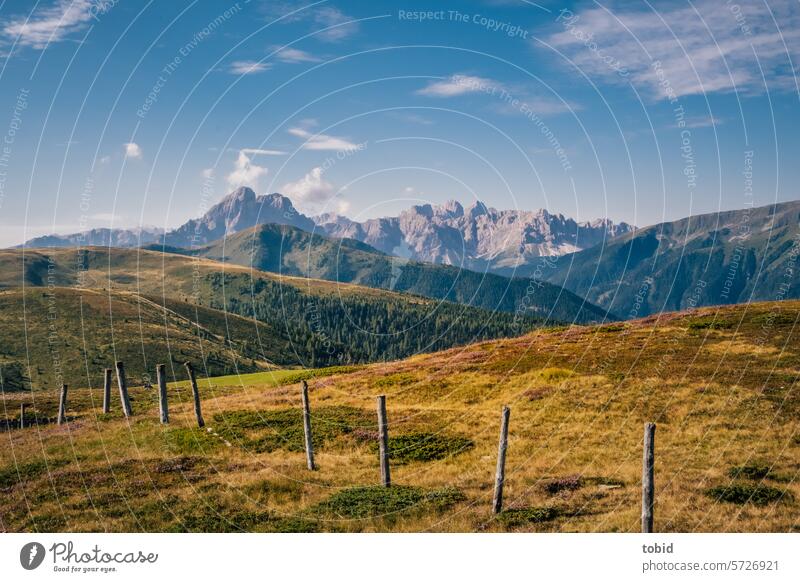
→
(335, 199, 351, 215)
(275, 47, 320, 63)
(2, 0, 95, 49)
(240, 147, 286, 156)
(288, 127, 359, 151)
(227, 150, 268, 190)
(416, 74, 499, 97)
(546, 0, 800, 99)
(314, 7, 358, 41)
(261, 3, 358, 42)
(282, 167, 336, 212)
(229, 60, 271, 75)
(123, 142, 142, 159)
(417, 74, 574, 114)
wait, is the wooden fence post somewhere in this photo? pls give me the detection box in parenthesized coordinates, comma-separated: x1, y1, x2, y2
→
(376, 394, 390, 487)
(115, 361, 133, 418)
(642, 422, 656, 533)
(102, 368, 112, 414)
(57, 384, 68, 425)
(184, 362, 204, 428)
(492, 405, 511, 514)
(156, 364, 169, 424)
(300, 380, 316, 470)
(19, 403, 27, 429)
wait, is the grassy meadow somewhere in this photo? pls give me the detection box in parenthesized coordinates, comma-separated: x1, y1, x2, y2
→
(1, 300, 798, 533)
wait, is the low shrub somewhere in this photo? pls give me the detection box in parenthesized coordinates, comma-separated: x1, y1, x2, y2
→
(523, 387, 551, 402)
(371, 432, 474, 463)
(312, 485, 464, 519)
(687, 319, 733, 330)
(706, 484, 788, 506)
(542, 475, 582, 495)
(498, 507, 560, 528)
(727, 463, 773, 481)
(213, 406, 371, 453)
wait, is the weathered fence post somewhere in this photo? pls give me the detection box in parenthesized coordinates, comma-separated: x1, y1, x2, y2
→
(492, 405, 511, 514)
(57, 384, 68, 425)
(102, 368, 112, 414)
(184, 362, 204, 428)
(301, 380, 316, 470)
(642, 422, 656, 533)
(156, 364, 169, 424)
(376, 394, 390, 487)
(115, 361, 133, 418)
(19, 403, 27, 429)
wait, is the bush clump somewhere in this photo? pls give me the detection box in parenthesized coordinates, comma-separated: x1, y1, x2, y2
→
(706, 484, 788, 506)
(542, 475, 583, 495)
(313, 485, 464, 519)
(213, 406, 371, 453)
(367, 432, 474, 463)
(498, 507, 560, 528)
(687, 319, 733, 330)
(727, 463, 773, 481)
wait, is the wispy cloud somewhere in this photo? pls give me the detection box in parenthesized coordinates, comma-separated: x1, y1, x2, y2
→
(417, 73, 574, 114)
(227, 150, 268, 189)
(123, 142, 142, 159)
(312, 6, 358, 41)
(228, 60, 271, 75)
(261, 3, 359, 42)
(274, 46, 321, 63)
(2, 0, 95, 49)
(546, 0, 800, 99)
(240, 147, 286, 156)
(288, 127, 359, 151)
(416, 74, 499, 97)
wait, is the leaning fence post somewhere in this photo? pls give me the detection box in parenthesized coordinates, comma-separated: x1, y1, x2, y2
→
(102, 368, 112, 414)
(115, 361, 133, 418)
(184, 362, 204, 428)
(57, 384, 68, 425)
(642, 422, 656, 533)
(156, 364, 169, 424)
(376, 394, 390, 487)
(301, 380, 316, 470)
(19, 403, 27, 429)
(492, 405, 511, 514)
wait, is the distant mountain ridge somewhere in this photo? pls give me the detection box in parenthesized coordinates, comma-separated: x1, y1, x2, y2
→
(314, 200, 633, 276)
(18, 227, 164, 249)
(20, 187, 313, 249)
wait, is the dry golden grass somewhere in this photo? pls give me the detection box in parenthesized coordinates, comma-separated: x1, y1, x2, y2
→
(1, 300, 798, 532)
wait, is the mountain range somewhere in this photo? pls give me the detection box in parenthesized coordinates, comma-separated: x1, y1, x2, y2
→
(17, 186, 800, 319)
(543, 200, 800, 317)
(314, 200, 633, 275)
(21, 188, 632, 269)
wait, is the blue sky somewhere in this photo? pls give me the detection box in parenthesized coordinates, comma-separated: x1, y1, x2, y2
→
(0, 0, 798, 246)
